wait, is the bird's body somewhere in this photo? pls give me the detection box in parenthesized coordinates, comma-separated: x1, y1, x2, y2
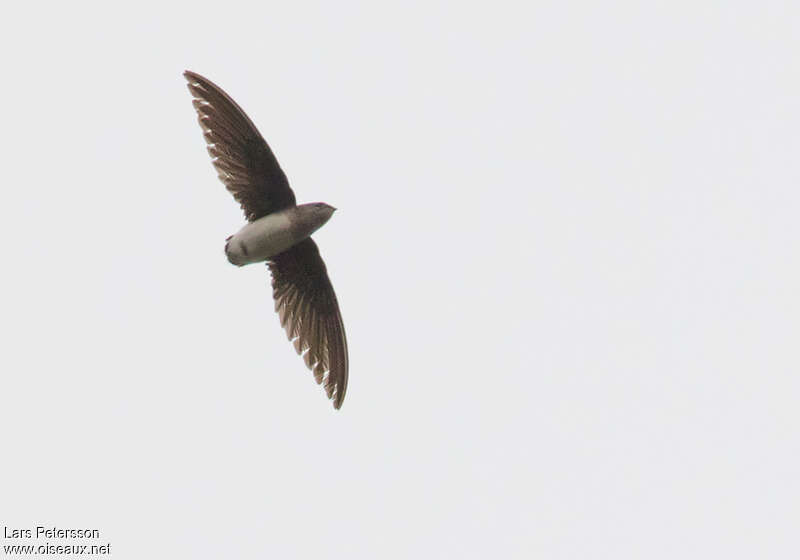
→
(184, 70, 349, 409)
(225, 204, 335, 266)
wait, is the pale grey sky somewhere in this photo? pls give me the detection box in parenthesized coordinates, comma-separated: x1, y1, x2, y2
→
(2, 1, 799, 558)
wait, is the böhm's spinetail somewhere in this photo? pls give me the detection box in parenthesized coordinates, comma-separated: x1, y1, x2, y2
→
(184, 70, 348, 409)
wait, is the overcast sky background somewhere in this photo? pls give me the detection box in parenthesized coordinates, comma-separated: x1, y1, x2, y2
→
(2, 1, 799, 558)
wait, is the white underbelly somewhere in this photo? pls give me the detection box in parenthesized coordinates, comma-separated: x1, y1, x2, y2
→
(226, 211, 298, 265)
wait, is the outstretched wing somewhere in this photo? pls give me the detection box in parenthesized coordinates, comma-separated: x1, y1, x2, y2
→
(269, 239, 349, 409)
(184, 70, 296, 221)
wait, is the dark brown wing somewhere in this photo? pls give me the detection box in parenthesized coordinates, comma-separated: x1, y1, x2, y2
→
(184, 70, 296, 221)
(269, 239, 349, 409)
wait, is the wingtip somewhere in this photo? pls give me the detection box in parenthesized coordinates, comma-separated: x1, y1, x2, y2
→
(183, 70, 203, 83)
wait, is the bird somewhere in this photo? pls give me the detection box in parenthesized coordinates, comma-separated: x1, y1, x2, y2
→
(183, 70, 348, 409)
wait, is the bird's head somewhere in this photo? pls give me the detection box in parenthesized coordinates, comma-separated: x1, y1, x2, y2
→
(308, 202, 337, 221)
(294, 202, 337, 237)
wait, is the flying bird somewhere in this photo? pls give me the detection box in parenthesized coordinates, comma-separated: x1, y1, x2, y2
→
(183, 70, 348, 409)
